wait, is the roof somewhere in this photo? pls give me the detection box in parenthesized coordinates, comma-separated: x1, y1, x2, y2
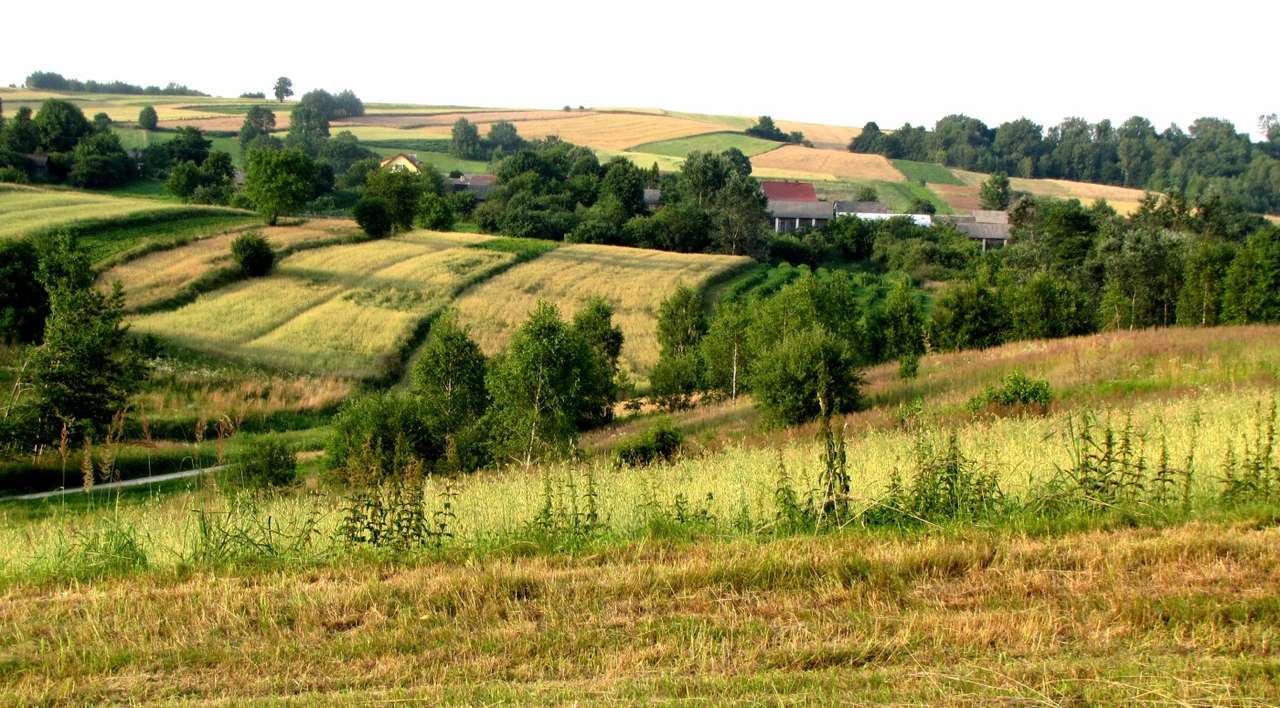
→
(643, 188, 661, 207)
(768, 200, 834, 219)
(761, 181, 818, 201)
(973, 209, 1009, 225)
(379, 153, 421, 170)
(833, 200, 890, 214)
(465, 174, 497, 186)
(953, 221, 1011, 240)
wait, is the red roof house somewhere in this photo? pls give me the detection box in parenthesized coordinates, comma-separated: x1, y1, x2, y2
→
(761, 181, 818, 201)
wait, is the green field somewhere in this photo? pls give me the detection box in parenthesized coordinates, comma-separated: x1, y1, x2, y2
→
(891, 158, 964, 185)
(630, 131, 784, 158)
(130, 232, 512, 379)
(812, 179, 953, 214)
(365, 146, 490, 175)
(113, 126, 243, 164)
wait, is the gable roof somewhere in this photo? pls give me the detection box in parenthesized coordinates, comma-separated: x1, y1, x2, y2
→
(761, 181, 818, 201)
(768, 199, 834, 219)
(952, 221, 1011, 240)
(833, 200, 890, 214)
(379, 153, 421, 171)
(973, 209, 1009, 225)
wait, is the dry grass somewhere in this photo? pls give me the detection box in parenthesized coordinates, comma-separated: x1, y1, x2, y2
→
(931, 182, 984, 211)
(751, 145, 906, 182)
(454, 244, 751, 377)
(773, 119, 863, 150)
(137, 364, 353, 426)
(953, 169, 1152, 215)
(1, 515, 1277, 703)
(103, 219, 360, 309)
(157, 113, 292, 131)
(130, 233, 510, 378)
(337, 110, 577, 129)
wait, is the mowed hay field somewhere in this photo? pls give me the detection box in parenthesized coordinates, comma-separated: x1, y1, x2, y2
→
(750, 145, 906, 182)
(0, 185, 213, 240)
(103, 219, 362, 310)
(131, 232, 507, 378)
(773, 119, 862, 150)
(455, 245, 752, 377)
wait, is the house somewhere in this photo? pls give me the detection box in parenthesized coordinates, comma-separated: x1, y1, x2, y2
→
(767, 199, 833, 233)
(643, 188, 661, 211)
(761, 181, 818, 202)
(446, 173, 497, 202)
(379, 153, 423, 174)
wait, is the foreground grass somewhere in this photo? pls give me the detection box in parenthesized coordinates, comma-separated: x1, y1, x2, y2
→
(2, 519, 1278, 703)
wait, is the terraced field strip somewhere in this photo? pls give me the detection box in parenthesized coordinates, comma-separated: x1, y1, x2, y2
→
(104, 219, 362, 310)
(891, 159, 963, 185)
(454, 244, 753, 378)
(629, 132, 783, 157)
(750, 145, 906, 182)
(0, 186, 238, 241)
(953, 169, 1153, 215)
(773, 119, 862, 150)
(131, 231, 509, 379)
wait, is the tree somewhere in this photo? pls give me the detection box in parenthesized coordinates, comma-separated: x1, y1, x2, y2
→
(711, 171, 768, 257)
(166, 126, 211, 165)
(238, 105, 276, 150)
(700, 300, 751, 399)
(979, 171, 1012, 210)
(2, 107, 38, 154)
(33, 99, 91, 153)
(365, 168, 429, 231)
(570, 297, 624, 428)
(0, 240, 49, 344)
(750, 325, 861, 425)
(137, 105, 158, 131)
(231, 232, 276, 277)
(415, 192, 455, 231)
(487, 301, 592, 465)
(486, 121, 523, 154)
(651, 285, 707, 409)
(91, 112, 112, 133)
(929, 279, 1008, 351)
(600, 157, 646, 216)
(273, 77, 293, 103)
(411, 313, 490, 470)
(286, 105, 329, 155)
(244, 148, 317, 225)
(881, 278, 926, 378)
(1221, 226, 1280, 323)
(353, 196, 392, 237)
(68, 131, 133, 188)
(1176, 238, 1235, 326)
(450, 118, 484, 160)
(28, 235, 147, 435)
(854, 185, 879, 202)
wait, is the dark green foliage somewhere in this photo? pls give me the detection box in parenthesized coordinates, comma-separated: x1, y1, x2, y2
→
(1222, 226, 1280, 323)
(745, 116, 805, 144)
(750, 325, 862, 425)
(228, 436, 297, 489)
(68, 131, 134, 188)
(286, 105, 329, 155)
(137, 106, 158, 131)
(410, 315, 491, 472)
(33, 99, 91, 153)
(2, 107, 39, 154)
(166, 127, 212, 166)
(328, 394, 439, 484)
(615, 418, 684, 466)
(230, 231, 275, 277)
(656, 285, 706, 358)
(1000, 271, 1091, 341)
(1097, 228, 1184, 330)
(353, 197, 392, 237)
(1177, 238, 1237, 326)
(450, 118, 484, 160)
(649, 352, 702, 411)
(365, 167, 436, 231)
(929, 279, 1008, 351)
(571, 298, 624, 428)
(238, 105, 276, 151)
(25, 70, 204, 96)
(0, 240, 49, 344)
(881, 278, 926, 378)
(273, 77, 293, 103)
(165, 150, 235, 203)
(415, 192, 454, 231)
(244, 148, 318, 225)
(979, 171, 1012, 210)
(699, 300, 751, 399)
(967, 372, 1052, 414)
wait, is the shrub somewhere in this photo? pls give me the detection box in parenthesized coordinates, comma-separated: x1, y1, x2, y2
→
(230, 231, 275, 277)
(415, 192, 455, 230)
(228, 436, 297, 489)
(328, 394, 439, 484)
(0, 167, 28, 184)
(353, 196, 392, 238)
(967, 371, 1052, 414)
(615, 418, 684, 466)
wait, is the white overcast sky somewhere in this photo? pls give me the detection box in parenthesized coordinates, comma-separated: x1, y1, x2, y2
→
(6, 0, 1277, 138)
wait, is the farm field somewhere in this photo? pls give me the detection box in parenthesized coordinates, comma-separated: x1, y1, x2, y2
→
(891, 158, 964, 185)
(130, 232, 506, 379)
(630, 131, 784, 158)
(772, 118, 862, 150)
(750, 145, 906, 182)
(454, 244, 752, 377)
(364, 146, 490, 176)
(103, 218, 362, 310)
(949, 169, 1153, 215)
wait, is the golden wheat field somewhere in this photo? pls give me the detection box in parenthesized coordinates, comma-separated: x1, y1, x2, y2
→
(773, 119, 863, 150)
(454, 244, 752, 377)
(337, 110, 575, 129)
(951, 169, 1152, 215)
(750, 145, 906, 182)
(104, 219, 361, 309)
(0, 186, 194, 239)
(130, 232, 506, 378)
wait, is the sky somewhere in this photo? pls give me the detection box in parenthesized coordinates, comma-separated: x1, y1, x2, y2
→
(6, 0, 1278, 138)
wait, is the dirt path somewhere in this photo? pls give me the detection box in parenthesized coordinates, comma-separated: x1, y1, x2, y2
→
(2, 466, 224, 501)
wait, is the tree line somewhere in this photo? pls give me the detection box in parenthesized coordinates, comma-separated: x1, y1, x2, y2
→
(850, 114, 1280, 214)
(0, 99, 138, 187)
(24, 70, 205, 96)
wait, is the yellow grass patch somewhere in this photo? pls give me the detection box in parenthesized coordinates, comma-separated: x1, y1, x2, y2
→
(954, 169, 1153, 215)
(454, 244, 751, 377)
(158, 113, 291, 131)
(0, 187, 194, 239)
(773, 119, 862, 150)
(931, 182, 983, 212)
(104, 219, 360, 309)
(338, 110, 575, 129)
(750, 145, 905, 182)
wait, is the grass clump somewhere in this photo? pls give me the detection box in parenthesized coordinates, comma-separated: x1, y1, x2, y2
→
(615, 417, 684, 466)
(967, 371, 1052, 414)
(230, 231, 275, 277)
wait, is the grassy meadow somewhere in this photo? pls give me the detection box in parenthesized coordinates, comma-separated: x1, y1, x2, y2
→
(0, 185, 244, 244)
(631, 131, 784, 158)
(891, 158, 964, 185)
(454, 244, 753, 378)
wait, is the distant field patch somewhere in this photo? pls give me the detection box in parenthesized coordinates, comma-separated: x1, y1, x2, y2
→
(629, 132, 782, 157)
(773, 120, 862, 150)
(751, 146, 905, 182)
(891, 159, 963, 185)
(953, 169, 1153, 215)
(365, 146, 490, 176)
(931, 183, 983, 212)
(130, 232, 506, 379)
(454, 244, 752, 378)
(104, 219, 362, 310)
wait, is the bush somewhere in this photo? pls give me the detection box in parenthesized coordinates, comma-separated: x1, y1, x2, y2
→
(415, 192, 455, 230)
(328, 394, 439, 484)
(0, 167, 28, 184)
(228, 436, 297, 489)
(967, 371, 1052, 414)
(615, 418, 684, 466)
(230, 232, 275, 277)
(353, 197, 392, 238)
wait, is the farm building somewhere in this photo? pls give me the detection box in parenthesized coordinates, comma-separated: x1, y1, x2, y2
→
(761, 181, 818, 201)
(379, 153, 423, 174)
(768, 200, 833, 233)
(939, 210, 1011, 250)
(833, 200, 889, 216)
(643, 188, 661, 211)
(446, 174, 497, 201)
